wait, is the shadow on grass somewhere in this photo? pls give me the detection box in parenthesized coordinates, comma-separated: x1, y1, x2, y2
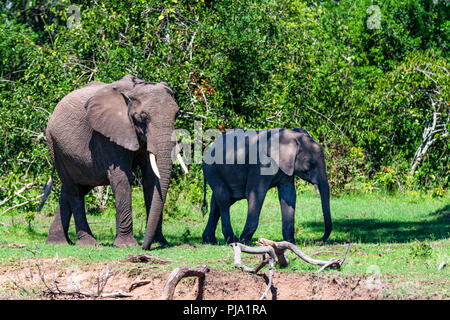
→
(11, 204, 448, 248)
(304, 205, 450, 244)
(135, 205, 450, 246)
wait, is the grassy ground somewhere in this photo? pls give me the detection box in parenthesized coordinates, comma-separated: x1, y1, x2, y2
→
(0, 188, 448, 299)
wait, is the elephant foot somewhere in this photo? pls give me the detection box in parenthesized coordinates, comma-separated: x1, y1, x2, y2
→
(283, 237, 295, 244)
(76, 231, 100, 247)
(46, 234, 72, 246)
(315, 240, 326, 246)
(154, 235, 169, 247)
(238, 237, 253, 245)
(225, 234, 239, 244)
(114, 234, 138, 248)
(239, 231, 256, 245)
(202, 234, 217, 245)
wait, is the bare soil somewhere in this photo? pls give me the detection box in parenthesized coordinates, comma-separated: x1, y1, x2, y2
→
(0, 257, 385, 300)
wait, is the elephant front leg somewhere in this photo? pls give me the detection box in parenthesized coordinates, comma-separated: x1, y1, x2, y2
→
(240, 190, 267, 244)
(219, 204, 239, 244)
(109, 170, 138, 247)
(277, 181, 296, 243)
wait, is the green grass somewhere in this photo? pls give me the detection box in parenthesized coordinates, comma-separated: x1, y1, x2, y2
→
(0, 188, 449, 298)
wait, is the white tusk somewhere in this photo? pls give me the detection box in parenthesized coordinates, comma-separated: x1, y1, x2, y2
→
(314, 184, 320, 196)
(149, 153, 160, 179)
(177, 153, 189, 174)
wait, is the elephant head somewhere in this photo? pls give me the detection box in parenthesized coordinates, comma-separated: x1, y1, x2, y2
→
(85, 75, 186, 249)
(275, 129, 332, 242)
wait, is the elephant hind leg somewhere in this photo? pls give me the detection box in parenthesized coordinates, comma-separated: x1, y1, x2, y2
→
(46, 187, 72, 245)
(69, 186, 99, 246)
(215, 195, 239, 244)
(206, 187, 238, 243)
(202, 196, 220, 244)
(203, 165, 238, 243)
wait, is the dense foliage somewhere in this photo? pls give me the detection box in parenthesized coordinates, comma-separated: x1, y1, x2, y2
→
(0, 0, 448, 214)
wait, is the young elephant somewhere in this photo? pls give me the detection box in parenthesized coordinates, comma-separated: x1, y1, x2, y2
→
(202, 128, 332, 244)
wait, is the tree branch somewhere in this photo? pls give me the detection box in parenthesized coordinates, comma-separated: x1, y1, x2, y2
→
(0, 181, 37, 206)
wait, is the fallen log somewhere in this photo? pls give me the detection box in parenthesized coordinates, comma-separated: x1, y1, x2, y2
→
(161, 265, 210, 300)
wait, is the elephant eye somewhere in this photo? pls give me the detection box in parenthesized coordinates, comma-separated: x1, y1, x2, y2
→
(302, 158, 315, 171)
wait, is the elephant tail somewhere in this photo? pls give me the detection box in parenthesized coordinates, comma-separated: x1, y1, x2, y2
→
(37, 166, 55, 212)
(201, 174, 208, 216)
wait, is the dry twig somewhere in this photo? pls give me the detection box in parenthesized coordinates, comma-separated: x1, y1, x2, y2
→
(1, 195, 41, 215)
(125, 253, 177, 264)
(128, 279, 152, 292)
(0, 181, 37, 206)
(11, 251, 131, 299)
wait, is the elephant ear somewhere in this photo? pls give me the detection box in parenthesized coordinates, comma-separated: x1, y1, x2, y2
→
(85, 87, 140, 151)
(272, 129, 300, 176)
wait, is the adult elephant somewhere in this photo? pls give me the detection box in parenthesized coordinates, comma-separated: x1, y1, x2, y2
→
(202, 128, 332, 244)
(39, 75, 187, 250)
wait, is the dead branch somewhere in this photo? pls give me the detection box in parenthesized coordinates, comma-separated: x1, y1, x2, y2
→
(230, 239, 351, 300)
(302, 104, 347, 138)
(1, 195, 41, 215)
(92, 186, 110, 210)
(311, 250, 341, 256)
(0, 181, 37, 206)
(230, 243, 275, 300)
(96, 291, 132, 298)
(161, 265, 210, 300)
(408, 84, 449, 176)
(94, 264, 112, 296)
(257, 238, 349, 270)
(128, 279, 152, 292)
(260, 258, 274, 300)
(125, 253, 177, 264)
(231, 242, 276, 272)
(44, 262, 131, 298)
(11, 253, 131, 299)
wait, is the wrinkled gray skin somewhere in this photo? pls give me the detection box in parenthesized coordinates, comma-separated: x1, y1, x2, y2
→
(43, 75, 179, 249)
(202, 128, 332, 244)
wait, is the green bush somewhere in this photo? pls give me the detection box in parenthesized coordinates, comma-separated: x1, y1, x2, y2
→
(409, 240, 433, 259)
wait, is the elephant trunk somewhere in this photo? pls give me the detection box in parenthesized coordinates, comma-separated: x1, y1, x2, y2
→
(142, 148, 173, 250)
(318, 178, 332, 242)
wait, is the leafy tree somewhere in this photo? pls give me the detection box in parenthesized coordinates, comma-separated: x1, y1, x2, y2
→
(0, 0, 448, 215)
